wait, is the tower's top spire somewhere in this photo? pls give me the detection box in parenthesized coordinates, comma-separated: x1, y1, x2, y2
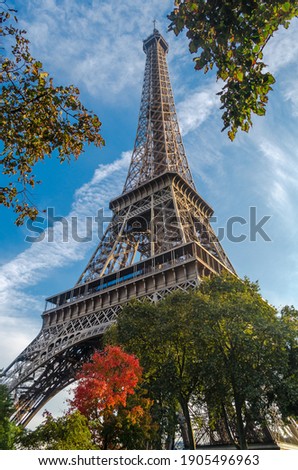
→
(143, 26, 169, 54)
(123, 27, 194, 193)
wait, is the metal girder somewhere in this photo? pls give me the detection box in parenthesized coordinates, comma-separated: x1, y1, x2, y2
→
(78, 172, 235, 284)
(123, 29, 194, 192)
(3, 278, 199, 425)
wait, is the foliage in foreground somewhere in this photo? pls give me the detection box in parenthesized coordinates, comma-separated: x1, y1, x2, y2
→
(3, 276, 298, 450)
(69, 345, 156, 449)
(0, 384, 20, 449)
(107, 273, 298, 449)
(18, 346, 157, 450)
(168, 0, 298, 140)
(0, 5, 104, 224)
(18, 411, 94, 450)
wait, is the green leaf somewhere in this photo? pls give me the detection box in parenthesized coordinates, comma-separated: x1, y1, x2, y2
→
(168, 0, 297, 140)
(282, 2, 291, 12)
(228, 130, 236, 141)
(189, 41, 198, 53)
(256, 106, 266, 116)
(236, 70, 244, 82)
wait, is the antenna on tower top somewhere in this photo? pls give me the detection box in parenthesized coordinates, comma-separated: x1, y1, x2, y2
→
(153, 19, 157, 32)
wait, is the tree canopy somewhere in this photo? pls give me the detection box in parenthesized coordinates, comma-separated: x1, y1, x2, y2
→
(168, 1, 298, 140)
(0, 383, 20, 449)
(17, 346, 156, 450)
(107, 273, 298, 449)
(18, 411, 94, 450)
(107, 293, 204, 449)
(277, 305, 298, 420)
(69, 345, 156, 449)
(191, 274, 295, 449)
(70, 345, 142, 417)
(0, 5, 104, 224)
(2, 289, 297, 450)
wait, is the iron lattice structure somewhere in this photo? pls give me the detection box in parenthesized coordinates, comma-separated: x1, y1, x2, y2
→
(122, 31, 195, 193)
(2, 28, 290, 448)
(77, 30, 233, 285)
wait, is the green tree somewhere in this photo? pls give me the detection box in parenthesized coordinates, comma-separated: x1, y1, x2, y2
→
(95, 391, 158, 450)
(192, 274, 292, 449)
(168, 1, 298, 140)
(107, 274, 298, 449)
(18, 411, 94, 450)
(277, 305, 298, 419)
(104, 303, 177, 449)
(107, 294, 205, 449)
(0, 4, 104, 224)
(0, 383, 20, 449)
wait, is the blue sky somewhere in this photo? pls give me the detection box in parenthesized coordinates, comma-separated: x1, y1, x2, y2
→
(1, 0, 298, 425)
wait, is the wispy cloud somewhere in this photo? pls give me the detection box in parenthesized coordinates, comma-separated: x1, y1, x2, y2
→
(0, 314, 40, 368)
(20, 0, 174, 101)
(177, 82, 221, 136)
(263, 18, 298, 119)
(282, 75, 298, 117)
(175, 80, 233, 199)
(256, 138, 298, 220)
(264, 18, 298, 74)
(0, 152, 130, 292)
(0, 151, 130, 366)
(175, 17, 298, 210)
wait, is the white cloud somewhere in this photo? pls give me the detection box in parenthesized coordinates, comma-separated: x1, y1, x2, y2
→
(250, 133, 298, 224)
(263, 18, 298, 118)
(0, 151, 130, 296)
(282, 75, 298, 116)
(20, 0, 174, 100)
(73, 151, 131, 213)
(0, 151, 130, 370)
(0, 314, 40, 368)
(264, 18, 298, 74)
(177, 82, 221, 136)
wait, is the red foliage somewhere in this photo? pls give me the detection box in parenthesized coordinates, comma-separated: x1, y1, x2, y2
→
(70, 346, 142, 418)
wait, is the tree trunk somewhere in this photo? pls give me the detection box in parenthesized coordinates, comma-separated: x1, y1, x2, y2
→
(165, 432, 175, 449)
(179, 398, 196, 450)
(221, 402, 237, 446)
(234, 397, 248, 450)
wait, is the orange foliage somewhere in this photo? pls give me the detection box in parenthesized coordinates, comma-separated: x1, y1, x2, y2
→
(70, 346, 142, 418)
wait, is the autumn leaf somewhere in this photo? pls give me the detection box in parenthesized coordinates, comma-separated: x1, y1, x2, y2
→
(0, 7, 104, 224)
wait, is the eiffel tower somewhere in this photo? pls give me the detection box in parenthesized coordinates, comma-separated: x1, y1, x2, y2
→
(2, 28, 237, 429)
